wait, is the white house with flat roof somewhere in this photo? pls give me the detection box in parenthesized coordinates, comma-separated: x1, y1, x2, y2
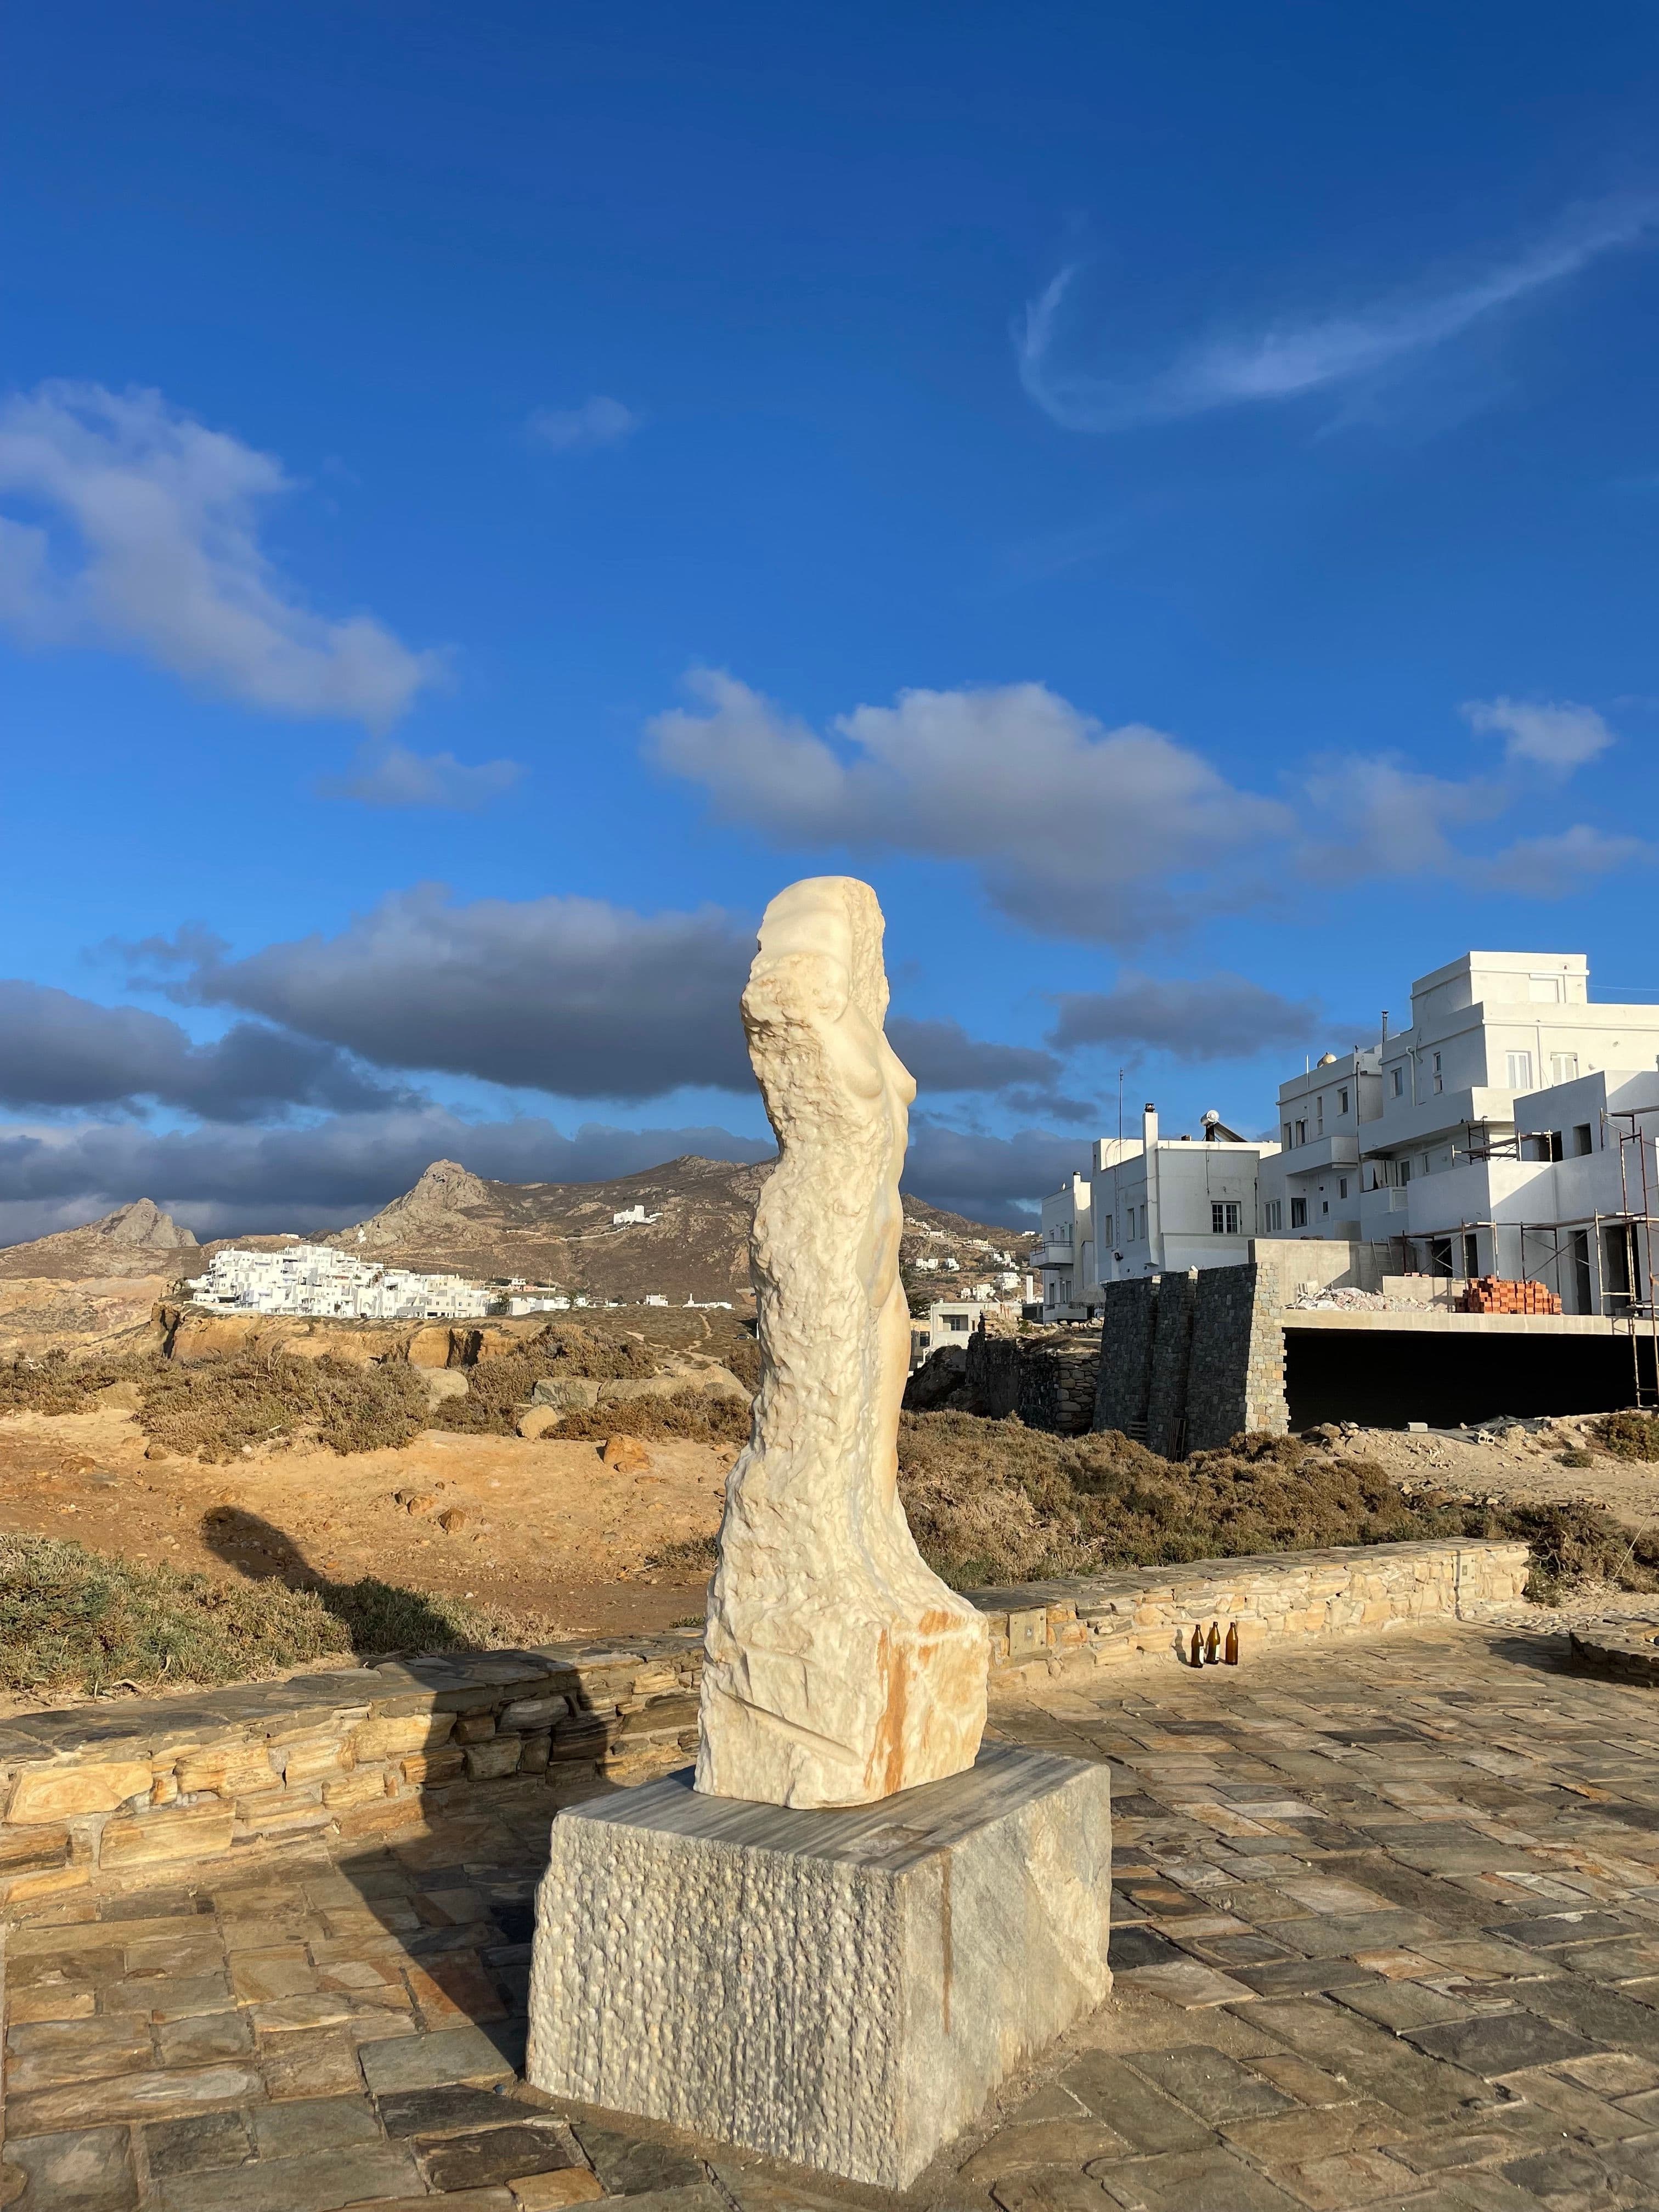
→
(1039, 1116, 1278, 1319)
(1260, 952, 1659, 1313)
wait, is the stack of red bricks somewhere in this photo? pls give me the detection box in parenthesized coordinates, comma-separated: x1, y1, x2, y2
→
(1459, 1275, 1562, 1316)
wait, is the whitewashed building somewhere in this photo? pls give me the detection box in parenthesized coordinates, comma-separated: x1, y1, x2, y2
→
(1261, 951, 1659, 1313)
(186, 1244, 495, 1321)
(1039, 1118, 1278, 1319)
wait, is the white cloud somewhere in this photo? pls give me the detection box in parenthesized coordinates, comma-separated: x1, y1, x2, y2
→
(528, 397, 639, 453)
(1296, 752, 1509, 880)
(0, 382, 441, 724)
(1018, 196, 1659, 433)
(654, 669, 1651, 941)
(651, 669, 1289, 940)
(1484, 825, 1653, 896)
(1463, 695, 1616, 773)
(317, 740, 524, 811)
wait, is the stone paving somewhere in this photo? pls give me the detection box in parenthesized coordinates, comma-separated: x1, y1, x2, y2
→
(14, 1624, 1659, 2209)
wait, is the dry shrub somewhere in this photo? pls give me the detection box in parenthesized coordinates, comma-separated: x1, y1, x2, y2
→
(0, 1531, 516, 1697)
(893, 1412, 1659, 1599)
(0, 1348, 157, 1417)
(140, 1351, 428, 1462)
(715, 1333, 761, 1392)
(428, 1325, 658, 1436)
(1595, 1409, 1659, 1462)
(544, 1387, 751, 1446)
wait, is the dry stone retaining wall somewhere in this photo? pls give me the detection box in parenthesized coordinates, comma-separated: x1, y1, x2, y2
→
(963, 1329, 1097, 1433)
(1093, 1263, 1288, 1453)
(0, 1538, 1530, 1922)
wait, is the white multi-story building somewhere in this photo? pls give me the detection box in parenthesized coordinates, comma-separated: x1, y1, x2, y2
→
(1039, 1117, 1279, 1319)
(186, 1244, 496, 1321)
(1261, 951, 1659, 1314)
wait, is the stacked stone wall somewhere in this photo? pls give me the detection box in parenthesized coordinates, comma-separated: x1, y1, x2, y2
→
(1092, 1263, 1289, 1455)
(963, 1330, 1097, 1434)
(0, 1538, 1531, 1923)
(1186, 1263, 1288, 1450)
(1145, 1271, 1198, 1457)
(1092, 1279, 1156, 1437)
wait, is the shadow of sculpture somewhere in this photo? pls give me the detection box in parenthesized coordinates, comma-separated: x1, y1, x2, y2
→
(199, 1504, 495, 1658)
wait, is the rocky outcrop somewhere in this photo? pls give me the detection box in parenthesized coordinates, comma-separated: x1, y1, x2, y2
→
(0, 1199, 198, 1279)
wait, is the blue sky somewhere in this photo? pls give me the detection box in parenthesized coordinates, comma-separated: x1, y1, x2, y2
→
(3, 2, 1658, 1234)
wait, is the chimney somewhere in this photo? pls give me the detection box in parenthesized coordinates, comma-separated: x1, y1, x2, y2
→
(1142, 1102, 1158, 1149)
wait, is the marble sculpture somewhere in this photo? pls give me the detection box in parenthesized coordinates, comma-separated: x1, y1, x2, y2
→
(695, 874, 990, 1807)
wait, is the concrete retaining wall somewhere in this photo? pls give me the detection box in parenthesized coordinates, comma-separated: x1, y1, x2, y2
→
(0, 1538, 1530, 1921)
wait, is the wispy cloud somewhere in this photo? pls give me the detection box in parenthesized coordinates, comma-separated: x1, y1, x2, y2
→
(528, 397, 639, 453)
(1484, 824, 1653, 896)
(1463, 695, 1616, 773)
(0, 381, 442, 724)
(654, 669, 1651, 945)
(1018, 196, 1659, 433)
(317, 739, 524, 811)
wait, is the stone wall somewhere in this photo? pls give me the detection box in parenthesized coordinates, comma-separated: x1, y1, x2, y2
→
(1187, 1263, 1288, 1451)
(1093, 1263, 1289, 1454)
(970, 1536, 1531, 1673)
(0, 1537, 1531, 1922)
(963, 1329, 1097, 1434)
(1092, 1280, 1156, 1438)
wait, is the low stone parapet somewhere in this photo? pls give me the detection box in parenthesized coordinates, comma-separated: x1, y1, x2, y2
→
(968, 1536, 1531, 1671)
(0, 1538, 1530, 1918)
(1568, 1623, 1659, 1683)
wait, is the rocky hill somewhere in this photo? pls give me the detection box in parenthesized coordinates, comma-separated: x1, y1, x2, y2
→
(323, 1156, 1034, 1305)
(0, 1161, 1035, 1307)
(0, 1198, 199, 1280)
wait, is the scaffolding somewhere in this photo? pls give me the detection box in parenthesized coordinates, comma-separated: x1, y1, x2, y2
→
(1381, 1108, 1659, 1407)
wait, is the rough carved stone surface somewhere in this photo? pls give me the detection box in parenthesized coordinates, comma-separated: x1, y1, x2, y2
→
(526, 1744, 1113, 2188)
(697, 876, 989, 1807)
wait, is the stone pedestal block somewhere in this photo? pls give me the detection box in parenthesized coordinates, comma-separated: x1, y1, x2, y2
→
(525, 1742, 1112, 2189)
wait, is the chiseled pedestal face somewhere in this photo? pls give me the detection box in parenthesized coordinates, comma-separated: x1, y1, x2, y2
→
(527, 1744, 1114, 2190)
(696, 875, 990, 1808)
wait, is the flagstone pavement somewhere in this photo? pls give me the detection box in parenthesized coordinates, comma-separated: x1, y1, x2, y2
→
(14, 1624, 1659, 2210)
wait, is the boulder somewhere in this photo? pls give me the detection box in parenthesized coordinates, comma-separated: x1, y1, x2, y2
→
(406, 1325, 458, 1369)
(602, 1435, 652, 1474)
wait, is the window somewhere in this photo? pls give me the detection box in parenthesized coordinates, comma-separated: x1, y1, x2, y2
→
(1392, 1066, 1404, 1097)
(1339, 1086, 1349, 1115)
(1573, 1124, 1593, 1157)
(1316, 1094, 1324, 1133)
(1294, 1119, 1307, 1145)
(1338, 1177, 1348, 1199)
(1398, 1158, 1411, 1185)
(1506, 1051, 1534, 1091)
(1321, 1199, 1329, 1215)
(946, 1314, 970, 1333)
(1464, 1232, 1480, 1279)
(1101, 1216, 1112, 1248)
(1572, 1229, 1593, 1314)
(1289, 1197, 1307, 1228)
(1211, 1201, 1240, 1235)
(1551, 1052, 1579, 1085)
(1263, 1199, 1283, 1232)
(1283, 1123, 1293, 1148)
(1431, 1051, 1442, 1093)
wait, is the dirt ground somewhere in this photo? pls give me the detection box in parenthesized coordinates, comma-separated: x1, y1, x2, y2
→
(0, 1403, 731, 1643)
(1338, 1410, 1659, 1525)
